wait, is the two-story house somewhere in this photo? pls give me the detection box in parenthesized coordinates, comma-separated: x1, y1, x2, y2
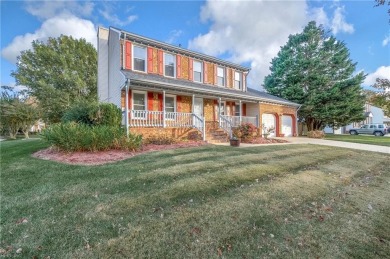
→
(98, 27, 300, 141)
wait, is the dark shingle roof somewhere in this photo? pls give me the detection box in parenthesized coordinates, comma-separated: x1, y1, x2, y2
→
(122, 70, 300, 107)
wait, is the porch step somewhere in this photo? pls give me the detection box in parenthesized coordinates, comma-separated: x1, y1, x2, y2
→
(206, 128, 229, 143)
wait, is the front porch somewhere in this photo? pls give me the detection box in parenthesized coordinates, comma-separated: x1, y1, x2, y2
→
(121, 88, 259, 142)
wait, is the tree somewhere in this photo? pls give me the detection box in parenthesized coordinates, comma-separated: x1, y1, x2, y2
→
(264, 21, 366, 131)
(367, 78, 390, 116)
(0, 86, 40, 139)
(12, 35, 97, 123)
(374, 0, 390, 23)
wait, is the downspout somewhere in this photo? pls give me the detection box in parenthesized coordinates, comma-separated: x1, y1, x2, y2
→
(125, 78, 130, 137)
(295, 104, 302, 137)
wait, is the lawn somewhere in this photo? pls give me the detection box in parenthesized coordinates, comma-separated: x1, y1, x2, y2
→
(325, 134, 390, 147)
(1, 139, 389, 258)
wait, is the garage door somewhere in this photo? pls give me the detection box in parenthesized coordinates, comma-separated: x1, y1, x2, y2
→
(262, 114, 276, 137)
(282, 115, 293, 136)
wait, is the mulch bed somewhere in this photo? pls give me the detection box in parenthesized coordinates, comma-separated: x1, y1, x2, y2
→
(32, 138, 289, 166)
(242, 137, 289, 144)
(32, 141, 208, 166)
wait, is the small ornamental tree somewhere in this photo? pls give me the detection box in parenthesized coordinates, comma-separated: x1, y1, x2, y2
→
(264, 21, 365, 131)
(12, 35, 97, 123)
(367, 78, 390, 116)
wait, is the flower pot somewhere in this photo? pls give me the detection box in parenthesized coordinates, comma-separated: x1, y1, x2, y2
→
(230, 139, 240, 147)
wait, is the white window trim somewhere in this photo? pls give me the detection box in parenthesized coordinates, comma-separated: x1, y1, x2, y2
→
(217, 66, 225, 87)
(131, 90, 147, 119)
(234, 71, 242, 90)
(132, 44, 147, 73)
(219, 101, 226, 115)
(193, 60, 203, 83)
(165, 94, 176, 120)
(163, 52, 176, 78)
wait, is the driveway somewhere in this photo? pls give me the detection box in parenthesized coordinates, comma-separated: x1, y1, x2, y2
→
(216, 137, 390, 154)
(275, 137, 390, 154)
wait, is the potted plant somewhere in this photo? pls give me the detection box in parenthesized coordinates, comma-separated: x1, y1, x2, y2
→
(230, 128, 242, 147)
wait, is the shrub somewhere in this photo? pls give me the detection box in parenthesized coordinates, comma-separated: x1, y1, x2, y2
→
(41, 122, 142, 152)
(233, 123, 258, 141)
(307, 130, 325, 139)
(145, 134, 177, 145)
(62, 101, 122, 127)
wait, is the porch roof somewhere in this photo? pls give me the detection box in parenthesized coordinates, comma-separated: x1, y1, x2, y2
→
(121, 70, 300, 107)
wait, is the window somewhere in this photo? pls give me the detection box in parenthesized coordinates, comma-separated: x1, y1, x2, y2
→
(133, 92, 146, 111)
(133, 45, 147, 72)
(235, 104, 240, 116)
(132, 91, 147, 119)
(217, 66, 225, 86)
(219, 101, 226, 115)
(164, 53, 176, 77)
(193, 61, 202, 82)
(234, 71, 242, 89)
(165, 95, 175, 113)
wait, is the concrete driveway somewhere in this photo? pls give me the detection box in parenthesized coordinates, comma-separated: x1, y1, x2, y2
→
(275, 137, 390, 154)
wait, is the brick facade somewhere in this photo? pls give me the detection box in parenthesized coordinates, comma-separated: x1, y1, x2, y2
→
(259, 103, 297, 137)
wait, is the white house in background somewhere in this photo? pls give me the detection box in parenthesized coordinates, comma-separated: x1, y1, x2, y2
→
(324, 103, 385, 134)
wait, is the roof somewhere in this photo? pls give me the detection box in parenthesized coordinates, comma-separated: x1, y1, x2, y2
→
(122, 70, 300, 107)
(113, 27, 250, 72)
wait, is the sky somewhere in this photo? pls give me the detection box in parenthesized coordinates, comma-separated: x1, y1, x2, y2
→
(1, 0, 389, 92)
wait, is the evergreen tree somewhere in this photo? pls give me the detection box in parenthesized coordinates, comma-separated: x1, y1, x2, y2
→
(12, 35, 97, 123)
(264, 21, 366, 131)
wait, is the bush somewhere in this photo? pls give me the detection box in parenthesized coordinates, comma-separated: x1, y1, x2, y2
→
(145, 134, 177, 145)
(307, 130, 325, 139)
(62, 101, 122, 127)
(41, 122, 142, 152)
(233, 123, 258, 141)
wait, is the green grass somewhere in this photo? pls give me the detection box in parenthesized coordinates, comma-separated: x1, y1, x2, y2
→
(324, 134, 390, 147)
(1, 139, 389, 258)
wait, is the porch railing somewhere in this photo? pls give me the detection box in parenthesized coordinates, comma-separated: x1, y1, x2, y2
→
(219, 115, 233, 138)
(220, 115, 259, 127)
(127, 110, 205, 140)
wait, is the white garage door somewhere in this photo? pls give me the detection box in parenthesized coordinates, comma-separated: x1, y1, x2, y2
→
(282, 115, 293, 136)
(262, 114, 276, 137)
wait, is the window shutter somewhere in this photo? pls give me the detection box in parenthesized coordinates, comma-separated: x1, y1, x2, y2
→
(242, 103, 246, 116)
(214, 64, 218, 85)
(128, 90, 132, 109)
(158, 93, 163, 111)
(177, 96, 181, 112)
(189, 58, 193, 81)
(125, 41, 132, 70)
(176, 55, 181, 79)
(158, 50, 163, 75)
(203, 61, 208, 84)
(147, 47, 153, 73)
(148, 92, 154, 111)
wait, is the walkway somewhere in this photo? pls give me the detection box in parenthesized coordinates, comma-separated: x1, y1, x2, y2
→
(216, 137, 390, 154)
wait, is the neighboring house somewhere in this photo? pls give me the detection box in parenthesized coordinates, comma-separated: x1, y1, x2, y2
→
(97, 27, 300, 141)
(324, 103, 385, 134)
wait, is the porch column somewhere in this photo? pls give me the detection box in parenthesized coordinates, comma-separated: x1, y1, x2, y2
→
(218, 97, 222, 125)
(163, 90, 166, 128)
(239, 100, 242, 124)
(192, 94, 195, 113)
(125, 79, 129, 137)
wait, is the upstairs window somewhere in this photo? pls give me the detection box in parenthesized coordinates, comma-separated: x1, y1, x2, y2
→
(193, 61, 202, 83)
(234, 71, 242, 89)
(133, 45, 146, 72)
(164, 53, 176, 77)
(217, 66, 225, 86)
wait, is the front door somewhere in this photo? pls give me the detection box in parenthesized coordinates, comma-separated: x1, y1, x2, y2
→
(194, 97, 203, 117)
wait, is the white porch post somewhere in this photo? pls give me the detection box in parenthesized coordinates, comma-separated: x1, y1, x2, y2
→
(163, 90, 166, 128)
(218, 97, 222, 127)
(192, 94, 195, 113)
(239, 100, 242, 125)
(125, 80, 129, 137)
